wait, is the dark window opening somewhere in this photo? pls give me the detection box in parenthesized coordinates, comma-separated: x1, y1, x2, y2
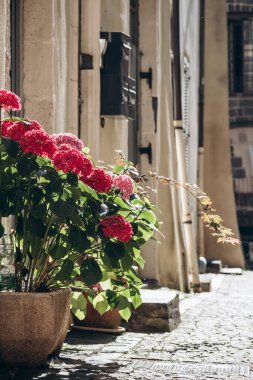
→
(229, 19, 243, 93)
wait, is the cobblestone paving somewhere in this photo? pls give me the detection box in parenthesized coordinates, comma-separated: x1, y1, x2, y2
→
(2, 272, 253, 379)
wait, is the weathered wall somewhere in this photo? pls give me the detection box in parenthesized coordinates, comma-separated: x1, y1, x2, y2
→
(204, 0, 244, 267)
(0, 0, 11, 90)
(79, 0, 101, 160)
(22, 0, 78, 134)
(138, 0, 186, 290)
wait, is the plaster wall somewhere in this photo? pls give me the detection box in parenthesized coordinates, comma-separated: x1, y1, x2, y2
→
(80, 0, 101, 161)
(203, 0, 244, 267)
(0, 0, 11, 90)
(22, 0, 78, 135)
(139, 0, 186, 290)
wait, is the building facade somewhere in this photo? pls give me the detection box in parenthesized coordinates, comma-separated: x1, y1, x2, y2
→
(227, 0, 253, 264)
(0, 0, 244, 291)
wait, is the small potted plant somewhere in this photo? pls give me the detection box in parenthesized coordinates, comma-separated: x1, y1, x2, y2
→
(0, 89, 159, 366)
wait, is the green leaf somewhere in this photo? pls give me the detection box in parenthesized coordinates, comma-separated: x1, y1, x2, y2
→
(113, 165, 124, 174)
(93, 293, 110, 315)
(71, 292, 87, 320)
(17, 155, 39, 177)
(79, 182, 99, 200)
(68, 226, 90, 253)
(27, 216, 46, 238)
(119, 252, 133, 271)
(106, 289, 119, 309)
(117, 295, 131, 321)
(67, 172, 78, 186)
(56, 259, 74, 281)
(88, 200, 109, 217)
(0, 223, 4, 238)
(50, 244, 67, 259)
(2, 138, 20, 158)
(104, 241, 126, 259)
(50, 200, 75, 218)
(134, 254, 145, 269)
(130, 290, 142, 309)
(139, 210, 157, 224)
(80, 259, 103, 286)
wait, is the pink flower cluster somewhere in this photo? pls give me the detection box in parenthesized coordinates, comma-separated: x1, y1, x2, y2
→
(100, 215, 133, 243)
(84, 168, 113, 193)
(113, 174, 134, 199)
(53, 144, 92, 178)
(0, 89, 21, 112)
(52, 133, 84, 152)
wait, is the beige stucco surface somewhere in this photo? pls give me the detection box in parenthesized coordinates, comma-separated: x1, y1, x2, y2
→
(203, 0, 244, 268)
(22, 0, 79, 135)
(139, 0, 187, 291)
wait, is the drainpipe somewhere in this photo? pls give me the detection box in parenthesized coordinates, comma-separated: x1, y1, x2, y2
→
(197, 0, 205, 261)
(172, 0, 201, 292)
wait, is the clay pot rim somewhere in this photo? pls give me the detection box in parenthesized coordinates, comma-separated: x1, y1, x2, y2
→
(0, 288, 70, 298)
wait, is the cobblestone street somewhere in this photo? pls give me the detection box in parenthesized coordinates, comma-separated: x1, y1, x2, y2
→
(2, 272, 253, 379)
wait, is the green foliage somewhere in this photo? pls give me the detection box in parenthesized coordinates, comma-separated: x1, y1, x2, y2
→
(0, 113, 161, 324)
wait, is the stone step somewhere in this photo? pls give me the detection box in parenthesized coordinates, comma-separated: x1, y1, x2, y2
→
(206, 260, 223, 273)
(220, 267, 243, 275)
(190, 273, 212, 292)
(128, 288, 180, 333)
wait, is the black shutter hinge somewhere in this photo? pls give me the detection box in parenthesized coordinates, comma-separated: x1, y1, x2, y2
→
(140, 68, 152, 89)
(80, 53, 93, 70)
(139, 143, 152, 164)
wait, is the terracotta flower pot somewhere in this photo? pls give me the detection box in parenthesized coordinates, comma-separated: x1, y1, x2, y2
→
(73, 293, 121, 330)
(0, 288, 71, 367)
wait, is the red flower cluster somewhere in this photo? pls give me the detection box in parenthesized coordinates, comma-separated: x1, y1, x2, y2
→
(0, 89, 21, 112)
(6, 120, 43, 143)
(20, 129, 56, 158)
(53, 144, 93, 177)
(84, 168, 113, 193)
(1, 120, 13, 137)
(100, 215, 133, 243)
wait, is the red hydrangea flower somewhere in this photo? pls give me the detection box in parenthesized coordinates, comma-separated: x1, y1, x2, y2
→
(7, 120, 43, 143)
(52, 133, 84, 152)
(113, 174, 135, 200)
(0, 89, 21, 112)
(19, 129, 56, 158)
(100, 215, 133, 243)
(1, 120, 14, 137)
(83, 168, 113, 193)
(53, 144, 93, 177)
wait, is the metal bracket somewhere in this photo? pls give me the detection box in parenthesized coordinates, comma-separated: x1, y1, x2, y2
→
(80, 53, 93, 70)
(139, 143, 152, 165)
(140, 68, 152, 89)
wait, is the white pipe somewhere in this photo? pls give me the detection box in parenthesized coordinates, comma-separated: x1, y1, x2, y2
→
(174, 120, 201, 292)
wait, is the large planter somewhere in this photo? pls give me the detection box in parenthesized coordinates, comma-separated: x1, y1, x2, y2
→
(0, 288, 71, 367)
(73, 292, 121, 330)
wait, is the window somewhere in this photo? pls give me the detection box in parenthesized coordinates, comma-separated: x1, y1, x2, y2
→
(228, 19, 243, 93)
(228, 16, 253, 94)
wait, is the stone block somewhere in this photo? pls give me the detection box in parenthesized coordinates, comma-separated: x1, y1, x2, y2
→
(128, 288, 180, 333)
(206, 260, 222, 273)
(200, 274, 212, 292)
(220, 267, 243, 275)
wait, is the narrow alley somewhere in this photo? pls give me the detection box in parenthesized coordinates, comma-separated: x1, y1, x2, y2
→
(3, 272, 253, 379)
